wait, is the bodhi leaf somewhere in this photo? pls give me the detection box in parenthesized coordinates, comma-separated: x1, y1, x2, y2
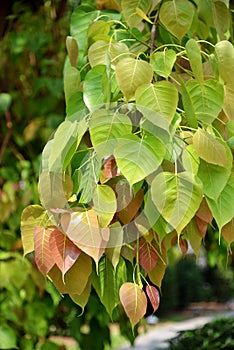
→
(119, 282, 147, 328)
(93, 184, 117, 227)
(148, 248, 167, 288)
(115, 57, 153, 100)
(122, 0, 151, 28)
(185, 79, 224, 124)
(135, 81, 178, 123)
(70, 280, 91, 313)
(88, 40, 129, 67)
(159, 0, 195, 40)
(64, 67, 80, 104)
(186, 218, 203, 259)
(215, 40, 234, 86)
(150, 49, 176, 78)
(34, 226, 55, 276)
(151, 172, 203, 234)
(212, 2, 229, 41)
(66, 36, 79, 67)
(106, 223, 124, 269)
(83, 65, 106, 111)
(193, 129, 227, 167)
(138, 237, 158, 271)
(49, 228, 81, 279)
(114, 134, 165, 185)
(185, 39, 203, 86)
(87, 20, 110, 47)
(21, 205, 50, 256)
(223, 84, 234, 120)
(221, 218, 234, 246)
(180, 79, 198, 129)
(146, 285, 160, 313)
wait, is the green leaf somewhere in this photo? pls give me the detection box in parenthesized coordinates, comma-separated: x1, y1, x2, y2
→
(64, 67, 80, 104)
(70, 280, 91, 313)
(159, 0, 195, 40)
(83, 65, 106, 111)
(215, 40, 234, 86)
(88, 40, 129, 67)
(185, 79, 224, 124)
(151, 172, 203, 234)
(87, 20, 110, 47)
(49, 119, 87, 171)
(150, 49, 176, 78)
(115, 58, 153, 100)
(21, 205, 49, 256)
(197, 142, 232, 200)
(212, 2, 230, 41)
(114, 134, 165, 185)
(122, 0, 151, 28)
(180, 79, 198, 128)
(193, 129, 227, 167)
(0, 93, 12, 114)
(93, 184, 117, 227)
(89, 109, 132, 159)
(221, 218, 234, 245)
(206, 174, 234, 231)
(0, 324, 17, 349)
(185, 39, 203, 86)
(66, 36, 79, 67)
(223, 84, 234, 120)
(135, 81, 178, 123)
(106, 223, 123, 269)
(182, 144, 200, 175)
(186, 218, 203, 259)
(119, 282, 147, 328)
(147, 248, 167, 288)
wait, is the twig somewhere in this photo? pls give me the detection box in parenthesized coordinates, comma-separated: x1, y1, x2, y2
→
(150, 12, 159, 54)
(0, 110, 12, 164)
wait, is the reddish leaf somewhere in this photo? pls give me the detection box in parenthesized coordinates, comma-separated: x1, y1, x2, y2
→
(104, 156, 118, 179)
(146, 285, 160, 314)
(49, 227, 81, 279)
(179, 238, 188, 255)
(196, 198, 213, 223)
(222, 218, 234, 245)
(138, 238, 158, 271)
(34, 226, 55, 275)
(117, 189, 144, 224)
(119, 282, 147, 328)
(195, 216, 208, 237)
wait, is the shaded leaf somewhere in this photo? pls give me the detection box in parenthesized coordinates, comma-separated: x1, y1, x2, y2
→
(150, 49, 176, 78)
(21, 205, 49, 256)
(122, 0, 151, 28)
(106, 223, 123, 269)
(148, 249, 167, 288)
(180, 79, 198, 128)
(196, 198, 213, 224)
(64, 67, 80, 104)
(186, 218, 203, 258)
(215, 41, 234, 86)
(115, 57, 153, 100)
(119, 282, 147, 328)
(185, 39, 203, 86)
(138, 237, 158, 271)
(66, 36, 79, 67)
(193, 129, 227, 167)
(179, 238, 188, 256)
(117, 189, 144, 225)
(70, 280, 91, 313)
(159, 0, 195, 40)
(48, 265, 67, 294)
(34, 226, 55, 276)
(146, 285, 160, 313)
(223, 84, 234, 120)
(136, 81, 178, 123)
(212, 1, 229, 40)
(221, 218, 234, 245)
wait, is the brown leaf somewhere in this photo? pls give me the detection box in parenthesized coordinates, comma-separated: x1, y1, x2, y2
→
(117, 189, 144, 224)
(222, 218, 234, 245)
(146, 285, 160, 314)
(195, 216, 208, 237)
(119, 282, 147, 328)
(34, 226, 55, 275)
(138, 238, 158, 271)
(179, 238, 188, 255)
(196, 198, 213, 223)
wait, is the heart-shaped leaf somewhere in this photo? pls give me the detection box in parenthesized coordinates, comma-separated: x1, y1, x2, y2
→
(119, 282, 147, 328)
(146, 285, 160, 313)
(215, 40, 234, 86)
(150, 49, 176, 78)
(122, 0, 151, 28)
(138, 237, 158, 271)
(93, 184, 117, 227)
(34, 226, 55, 276)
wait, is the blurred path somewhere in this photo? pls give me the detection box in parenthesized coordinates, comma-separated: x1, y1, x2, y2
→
(117, 310, 234, 350)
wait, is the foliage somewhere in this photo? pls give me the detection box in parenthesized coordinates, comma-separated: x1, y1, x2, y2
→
(21, 0, 234, 332)
(168, 316, 234, 350)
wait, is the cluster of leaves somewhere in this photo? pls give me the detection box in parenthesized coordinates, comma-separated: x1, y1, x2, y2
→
(21, 0, 234, 329)
(168, 316, 234, 350)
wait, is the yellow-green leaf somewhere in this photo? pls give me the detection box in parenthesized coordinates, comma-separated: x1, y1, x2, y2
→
(93, 184, 117, 227)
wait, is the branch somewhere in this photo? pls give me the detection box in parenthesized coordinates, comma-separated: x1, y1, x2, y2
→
(0, 110, 12, 164)
(150, 12, 159, 54)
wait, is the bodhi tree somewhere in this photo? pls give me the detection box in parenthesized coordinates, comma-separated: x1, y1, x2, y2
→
(21, 0, 234, 331)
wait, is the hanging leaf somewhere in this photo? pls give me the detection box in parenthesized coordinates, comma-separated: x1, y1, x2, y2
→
(138, 237, 158, 271)
(212, 2, 229, 41)
(196, 198, 213, 224)
(206, 174, 234, 232)
(186, 218, 203, 258)
(115, 57, 153, 100)
(93, 184, 117, 227)
(182, 144, 200, 174)
(48, 265, 67, 294)
(146, 285, 160, 313)
(114, 134, 165, 185)
(185, 39, 203, 86)
(117, 189, 144, 225)
(150, 49, 176, 78)
(119, 282, 147, 328)
(148, 248, 167, 288)
(64, 67, 80, 104)
(34, 226, 55, 276)
(151, 172, 203, 234)
(215, 40, 234, 86)
(64, 253, 92, 295)
(66, 36, 79, 67)
(61, 210, 109, 266)
(135, 81, 178, 123)
(89, 109, 132, 159)
(83, 65, 106, 111)
(193, 129, 227, 167)
(21, 205, 49, 256)
(49, 228, 81, 279)
(159, 0, 195, 40)
(221, 218, 234, 245)
(70, 280, 91, 313)
(185, 79, 224, 124)
(88, 40, 129, 67)
(106, 223, 123, 269)
(180, 79, 198, 128)
(179, 238, 188, 255)
(122, 0, 151, 28)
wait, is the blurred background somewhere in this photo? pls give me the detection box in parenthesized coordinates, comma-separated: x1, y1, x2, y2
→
(0, 1, 234, 350)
